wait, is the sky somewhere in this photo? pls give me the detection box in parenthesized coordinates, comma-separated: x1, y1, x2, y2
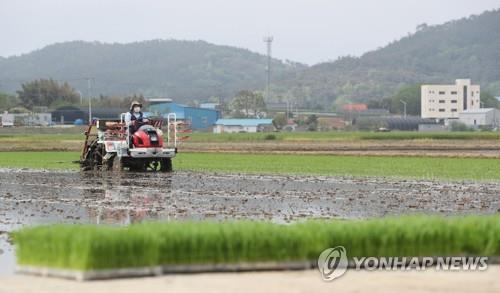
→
(0, 0, 499, 64)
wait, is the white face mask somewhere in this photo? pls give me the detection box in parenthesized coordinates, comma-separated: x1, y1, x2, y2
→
(133, 106, 141, 113)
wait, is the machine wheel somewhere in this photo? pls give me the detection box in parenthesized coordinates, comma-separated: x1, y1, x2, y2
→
(129, 160, 147, 172)
(160, 158, 173, 172)
(81, 139, 104, 171)
(145, 160, 160, 172)
(111, 155, 123, 172)
(91, 144, 105, 170)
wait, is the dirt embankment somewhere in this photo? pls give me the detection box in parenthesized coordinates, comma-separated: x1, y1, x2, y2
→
(181, 140, 500, 157)
(2, 266, 500, 293)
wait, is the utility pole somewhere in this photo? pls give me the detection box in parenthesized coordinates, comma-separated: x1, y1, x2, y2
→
(263, 36, 273, 102)
(286, 99, 289, 120)
(400, 100, 407, 119)
(86, 78, 93, 124)
(76, 90, 83, 105)
(37, 84, 41, 109)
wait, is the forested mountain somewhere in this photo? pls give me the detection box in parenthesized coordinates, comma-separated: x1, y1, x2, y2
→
(0, 9, 499, 109)
(0, 40, 302, 102)
(275, 9, 500, 109)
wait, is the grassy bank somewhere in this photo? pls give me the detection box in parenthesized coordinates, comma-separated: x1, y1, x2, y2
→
(175, 153, 500, 180)
(1, 151, 500, 180)
(13, 215, 500, 270)
(0, 152, 78, 169)
(188, 131, 500, 142)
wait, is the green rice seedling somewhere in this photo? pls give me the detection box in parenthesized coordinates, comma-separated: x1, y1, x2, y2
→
(2, 151, 500, 180)
(12, 215, 500, 271)
(186, 131, 500, 142)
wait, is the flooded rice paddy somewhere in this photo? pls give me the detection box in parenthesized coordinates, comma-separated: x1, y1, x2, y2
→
(1, 169, 499, 275)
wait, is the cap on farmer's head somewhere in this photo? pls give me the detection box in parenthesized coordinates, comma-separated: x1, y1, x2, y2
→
(130, 101, 142, 111)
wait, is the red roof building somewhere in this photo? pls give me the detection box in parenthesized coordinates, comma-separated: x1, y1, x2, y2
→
(342, 103, 368, 112)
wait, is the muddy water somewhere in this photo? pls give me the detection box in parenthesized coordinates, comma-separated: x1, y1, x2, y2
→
(1, 169, 499, 275)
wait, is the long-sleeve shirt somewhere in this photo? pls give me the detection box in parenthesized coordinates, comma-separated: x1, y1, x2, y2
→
(124, 112, 142, 126)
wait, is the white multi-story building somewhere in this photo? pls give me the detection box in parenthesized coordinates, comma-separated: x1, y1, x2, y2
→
(421, 79, 480, 120)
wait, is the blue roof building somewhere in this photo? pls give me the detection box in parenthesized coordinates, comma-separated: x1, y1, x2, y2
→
(148, 98, 220, 130)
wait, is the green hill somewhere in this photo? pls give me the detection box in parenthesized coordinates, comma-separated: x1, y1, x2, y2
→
(275, 9, 500, 109)
(0, 39, 302, 102)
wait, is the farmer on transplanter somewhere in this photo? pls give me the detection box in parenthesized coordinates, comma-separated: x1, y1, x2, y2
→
(125, 101, 149, 134)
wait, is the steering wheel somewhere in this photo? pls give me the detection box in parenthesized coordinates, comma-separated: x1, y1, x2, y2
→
(132, 119, 149, 127)
(138, 124, 155, 131)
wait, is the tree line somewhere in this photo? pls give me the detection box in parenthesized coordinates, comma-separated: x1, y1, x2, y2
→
(1, 79, 270, 118)
(2, 79, 497, 125)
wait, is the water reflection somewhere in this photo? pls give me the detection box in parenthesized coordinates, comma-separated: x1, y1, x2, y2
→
(0, 171, 175, 276)
(81, 171, 174, 225)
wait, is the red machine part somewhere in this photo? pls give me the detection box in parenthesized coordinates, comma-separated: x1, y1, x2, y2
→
(132, 129, 163, 148)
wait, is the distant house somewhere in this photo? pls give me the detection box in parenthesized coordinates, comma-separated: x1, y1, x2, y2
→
(0, 112, 51, 126)
(148, 98, 220, 130)
(0, 111, 14, 127)
(28, 113, 52, 126)
(341, 103, 368, 112)
(91, 108, 127, 120)
(213, 119, 274, 133)
(51, 106, 85, 124)
(51, 106, 124, 124)
(458, 108, 500, 127)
